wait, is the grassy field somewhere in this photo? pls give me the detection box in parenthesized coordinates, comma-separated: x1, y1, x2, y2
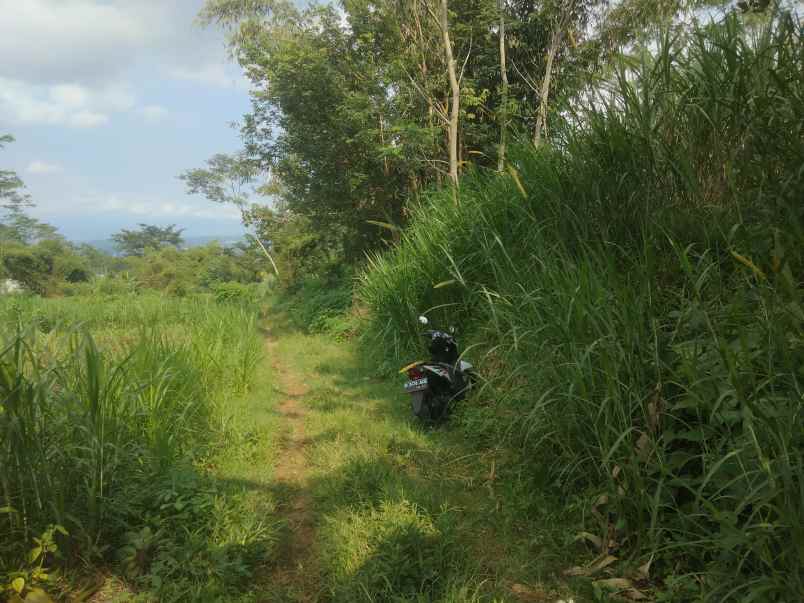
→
(259, 309, 593, 603)
(3, 293, 604, 601)
(0, 293, 278, 601)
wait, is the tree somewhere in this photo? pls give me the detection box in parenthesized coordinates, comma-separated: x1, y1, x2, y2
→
(497, 0, 509, 170)
(532, 1, 575, 146)
(1, 135, 64, 288)
(193, 0, 681, 283)
(111, 224, 185, 257)
(435, 0, 462, 198)
(1, 135, 32, 216)
(180, 153, 279, 275)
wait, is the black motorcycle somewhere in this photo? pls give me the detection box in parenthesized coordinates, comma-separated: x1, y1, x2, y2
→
(400, 315, 475, 422)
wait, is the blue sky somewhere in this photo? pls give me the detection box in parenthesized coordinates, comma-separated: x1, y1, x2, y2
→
(0, 0, 253, 241)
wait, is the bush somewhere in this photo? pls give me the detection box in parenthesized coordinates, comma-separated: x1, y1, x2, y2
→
(276, 276, 354, 335)
(210, 281, 260, 305)
(359, 14, 803, 600)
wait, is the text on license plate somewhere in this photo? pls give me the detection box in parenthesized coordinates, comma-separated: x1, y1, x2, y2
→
(404, 378, 428, 392)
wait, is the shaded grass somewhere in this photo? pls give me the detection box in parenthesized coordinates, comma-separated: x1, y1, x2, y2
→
(267, 320, 585, 602)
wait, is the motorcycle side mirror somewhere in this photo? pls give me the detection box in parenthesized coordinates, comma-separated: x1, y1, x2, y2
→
(418, 315, 429, 325)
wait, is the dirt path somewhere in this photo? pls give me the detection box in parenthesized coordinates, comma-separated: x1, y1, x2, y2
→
(262, 335, 320, 601)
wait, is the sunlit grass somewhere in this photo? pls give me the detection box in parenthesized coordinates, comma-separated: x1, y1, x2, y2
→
(0, 292, 271, 600)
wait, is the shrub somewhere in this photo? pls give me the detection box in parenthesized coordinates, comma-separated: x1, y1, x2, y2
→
(210, 281, 258, 305)
(276, 276, 354, 334)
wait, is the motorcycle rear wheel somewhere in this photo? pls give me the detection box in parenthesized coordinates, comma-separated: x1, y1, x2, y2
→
(411, 391, 449, 423)
(410, 391, 431, 421)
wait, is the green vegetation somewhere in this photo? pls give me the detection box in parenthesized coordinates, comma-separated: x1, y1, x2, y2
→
(0, 293, 273, 601)
(111, 223, 186, 258)
(258, 316, 585, 602)
(359, 13, 803, 600)
(2, 1, 801, 601)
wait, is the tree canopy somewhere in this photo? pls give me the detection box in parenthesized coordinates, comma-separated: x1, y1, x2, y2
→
(111, 224, 186, 257)
(186, 0, 741, 274)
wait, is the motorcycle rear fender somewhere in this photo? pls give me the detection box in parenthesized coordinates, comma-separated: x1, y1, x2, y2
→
(399, 360, 426, 374)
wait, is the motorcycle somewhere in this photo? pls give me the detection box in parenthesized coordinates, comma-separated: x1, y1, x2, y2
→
(400, 315, 475, 422)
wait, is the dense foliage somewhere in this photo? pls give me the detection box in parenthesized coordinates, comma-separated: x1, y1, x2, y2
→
(111, 223, 186, 257)
(193, 0, 711, 272)
(359, 13, 803, 600)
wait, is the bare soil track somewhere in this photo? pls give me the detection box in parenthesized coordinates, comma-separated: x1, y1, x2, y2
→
(262, 334, 320, 602)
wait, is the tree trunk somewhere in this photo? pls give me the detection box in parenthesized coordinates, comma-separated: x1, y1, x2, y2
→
(533, 25, 561, 147)
(497, 0, 509, 171)
(440, 0, 460, 202)
(412, 1, 438, 183)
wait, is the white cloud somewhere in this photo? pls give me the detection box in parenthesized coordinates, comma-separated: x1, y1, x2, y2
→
(50, 84, 89, 108)
(140, 105, 169, 124)
(0, 1, 246, 129)
(0, 1, 245, 91)
(169, 63, 250, 90)
(48, 193, 243, 221)
(27, 160, 64, 175)
(0, 77, 135, 128)
(0, 1, 151, 85)
(69, 111, 110, 128)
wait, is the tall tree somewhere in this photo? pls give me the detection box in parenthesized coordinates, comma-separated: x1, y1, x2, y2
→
(532, 1, 574, 146)
(497, 0, 509, 170)
(111, 224, 185, 257)
(1, 134, 63, 287)
(180, 153, 279, 275)
(199, 0, 423, 260)
(0, 135, 32, 217)
(437, 0, 462, 198)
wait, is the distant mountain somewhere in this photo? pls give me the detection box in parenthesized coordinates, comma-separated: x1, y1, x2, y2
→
(81, 235, 245, 254)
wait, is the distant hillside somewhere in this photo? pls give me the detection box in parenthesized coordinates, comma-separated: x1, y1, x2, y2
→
(82, 235, 245, 254)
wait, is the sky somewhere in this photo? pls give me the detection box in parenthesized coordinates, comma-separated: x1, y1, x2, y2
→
(0, 0, 252, 241)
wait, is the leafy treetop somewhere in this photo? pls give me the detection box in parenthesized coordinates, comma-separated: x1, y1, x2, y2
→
(111, 224, 186, 257)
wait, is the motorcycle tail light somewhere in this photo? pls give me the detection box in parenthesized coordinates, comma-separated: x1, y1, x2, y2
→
(407, 367, 424, 379)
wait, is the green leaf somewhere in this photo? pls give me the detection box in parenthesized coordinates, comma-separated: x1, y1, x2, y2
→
(365, 220, 400, 232)
(29, 546, 43, 563)
(12, 577, 25, 594)
(25, 588, 54, 603)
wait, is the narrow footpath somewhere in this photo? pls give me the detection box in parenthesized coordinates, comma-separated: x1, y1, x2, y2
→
(245, 314, 582, 603)
(261, 333, 320, 601)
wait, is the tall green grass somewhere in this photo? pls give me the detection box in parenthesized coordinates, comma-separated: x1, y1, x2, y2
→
(359, 12, 802, 600)
(0, 293, 263, 598)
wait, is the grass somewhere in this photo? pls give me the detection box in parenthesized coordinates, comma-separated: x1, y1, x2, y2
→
(0, 292, 278, 601)
(267, 317, 586, 602)
(358, 12, 803, 601)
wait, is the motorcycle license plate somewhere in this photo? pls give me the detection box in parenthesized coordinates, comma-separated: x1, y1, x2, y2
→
(404, 377, 428, 392)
